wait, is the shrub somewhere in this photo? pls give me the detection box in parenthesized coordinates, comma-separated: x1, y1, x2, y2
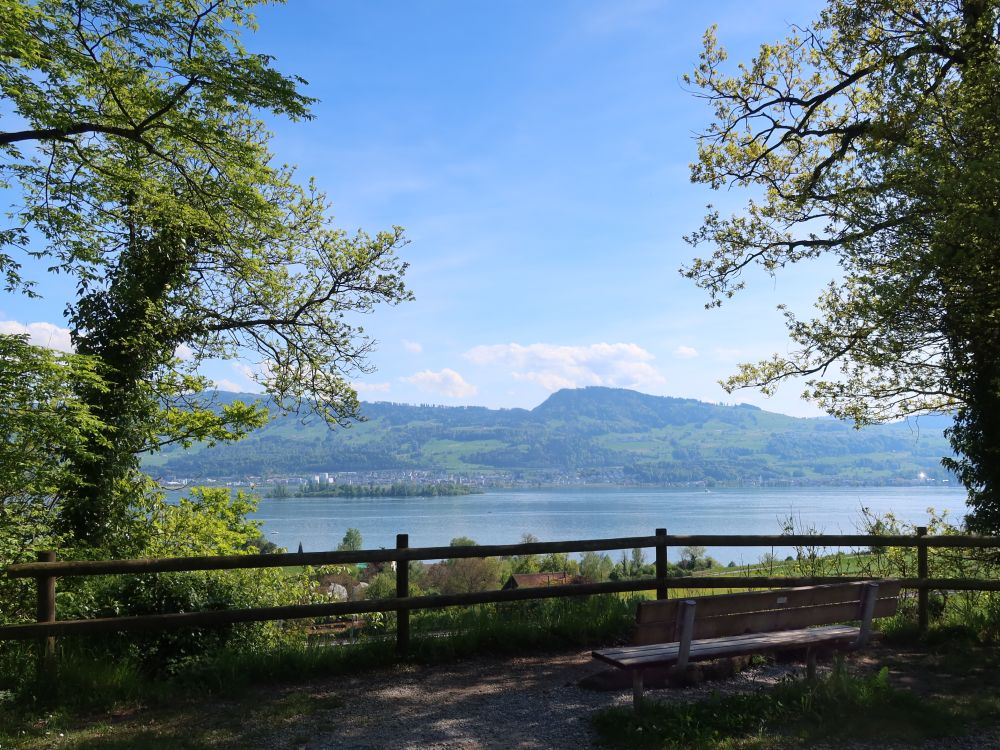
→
(593, 661, 953, 749)
(53, 488, 313, 675)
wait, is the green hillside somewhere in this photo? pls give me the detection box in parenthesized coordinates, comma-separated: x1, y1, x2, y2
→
(143, 387, 955, 485)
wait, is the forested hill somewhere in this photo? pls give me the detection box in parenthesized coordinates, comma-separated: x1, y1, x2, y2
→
(143, 387, 954, 485)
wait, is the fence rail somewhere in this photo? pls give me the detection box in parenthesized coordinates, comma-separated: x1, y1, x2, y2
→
(7, 533, 1000, 578)
(3, 528, 999, 658)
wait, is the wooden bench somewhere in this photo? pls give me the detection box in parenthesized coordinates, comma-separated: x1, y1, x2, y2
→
(592, 580, 901, 709)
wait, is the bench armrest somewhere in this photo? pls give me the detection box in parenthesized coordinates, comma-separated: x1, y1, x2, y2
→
(856, 582, 880, 647)
(675, 599, 697, 669)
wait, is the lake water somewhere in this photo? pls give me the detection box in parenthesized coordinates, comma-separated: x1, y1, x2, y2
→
(247, 486, 968, 565)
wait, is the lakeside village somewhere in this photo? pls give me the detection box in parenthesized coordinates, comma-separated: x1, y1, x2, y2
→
(159, 468, 622, 495)
(158, 467, 952, 496)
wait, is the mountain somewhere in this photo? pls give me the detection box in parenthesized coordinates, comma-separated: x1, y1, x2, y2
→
(143, 387, 955, 485)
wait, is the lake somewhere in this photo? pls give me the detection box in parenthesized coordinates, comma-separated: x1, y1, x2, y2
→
(247, 485, 968, 565)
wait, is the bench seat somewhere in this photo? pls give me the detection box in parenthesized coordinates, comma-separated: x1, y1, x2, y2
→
(593, 623, 859, 670)
(592, 581, 901, 709)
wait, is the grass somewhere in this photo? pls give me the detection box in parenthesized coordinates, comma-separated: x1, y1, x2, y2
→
(407, 593, 638, 655)
(3, 611, 1000, 749)
(0, 595, 635, 748)
(0, 594, 636, 715)
(0, 643, 364, 749)
(7, 632, 999, 750)
(3, 565, 998, 749)
(0, 688, 345, 750)
(592, 658, 993, 750)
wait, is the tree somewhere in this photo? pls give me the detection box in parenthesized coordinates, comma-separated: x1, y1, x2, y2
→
(0, 336, 105, 512)
(579, 551, 613, 582)
(678, 545, 707, 569)
(612, 547, 647, 579)
(539, 552, 579, 574)
(430, 557, 502, 595)
(684, 1, 1000, 531)
(510, 532, 541, 573)
(86, 487, 312, 672)
(337, 528, 363, 552)
(1, 0, 411, 543)
(423, 536, 501, 595)
(0, 335, 107, 621)
(629, 547, 646, 575)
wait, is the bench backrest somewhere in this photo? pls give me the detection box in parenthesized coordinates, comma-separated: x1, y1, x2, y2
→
(634, 581, 902, 646)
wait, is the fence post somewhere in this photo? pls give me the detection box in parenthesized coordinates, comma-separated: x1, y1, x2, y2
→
(396, 533, 409, 657)
(655, 528, 668, 600)
(35, 550, 57, 675)
(916, 526, 928, 632)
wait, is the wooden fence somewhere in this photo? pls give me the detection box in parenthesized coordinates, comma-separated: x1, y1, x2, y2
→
(3, 528, 1000, 661)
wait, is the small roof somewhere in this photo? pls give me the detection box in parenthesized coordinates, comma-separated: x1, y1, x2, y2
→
(503, 572, 591, 589)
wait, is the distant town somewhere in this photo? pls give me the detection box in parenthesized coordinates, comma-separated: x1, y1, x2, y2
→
(160, 468, 624, 492)
(158, 466, 950, 494)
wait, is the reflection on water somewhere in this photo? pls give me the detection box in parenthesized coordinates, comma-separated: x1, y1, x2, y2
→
(243, 486, 967, 566)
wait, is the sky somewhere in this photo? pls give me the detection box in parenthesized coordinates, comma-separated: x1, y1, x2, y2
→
(1, 0, 839, 417)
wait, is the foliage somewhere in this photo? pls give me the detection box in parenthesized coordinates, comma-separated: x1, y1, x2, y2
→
(579, 550, 614, 581)
(0, 336, 108, 623)
(147, 387, 953, 485)
(858, 507, 1000, 641)
(611, 548, 648, 579)
(675, 550, 718, 573)
(5, 638, 1000, 750)
(1, 596, 638, 739)
(509, 532, 541, 573)
(763, 506, 1000, 641)
(410, 594, 638, 655)
(55, 488, 313, 675)
(428, 558, 502, 595)
(337, 528, 363, 552)
(538, 552, 579, 574)
(296, 481, 481, 498)
(1, 0, 411, 544)
(679, 545, 707, 566)
(364, 570, 397, 601)
(0, 336, 106, 507)
(684, 1, 1000, 530)
(593, 661, 953, 749)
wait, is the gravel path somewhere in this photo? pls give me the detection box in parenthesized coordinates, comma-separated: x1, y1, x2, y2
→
(258, 651, 620, 750)
(244, 649, 1000, 750)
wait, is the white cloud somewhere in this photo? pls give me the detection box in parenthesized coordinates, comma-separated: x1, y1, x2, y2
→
(230, 363, 266, 393)
(353, 381, 392, 394)
(0, 320, 73, 352)
(464, 342, 666, 393)
(233, 363, 257, 381)
(511, 370, 578, 392)
(213, 379, 245, 392)
(673, 345, 699, 359)
(402, 368, 478, 399)
(175, 343, 195, 361)
(402, 339, 423, 354)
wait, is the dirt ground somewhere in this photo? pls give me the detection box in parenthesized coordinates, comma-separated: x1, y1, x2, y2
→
(11, 643, 1000, 749)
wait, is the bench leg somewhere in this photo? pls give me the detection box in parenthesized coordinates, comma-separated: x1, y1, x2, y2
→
(632, 670, 644, 711)
(806, 649, 817, 680)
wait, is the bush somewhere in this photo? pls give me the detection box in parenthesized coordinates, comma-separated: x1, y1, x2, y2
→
(75, 568, 305, 675)
(858, 507, 1000, 640)
(47, 488, 313, 676)
(410, 594, 638, 655)
(593, 661, 953, 749)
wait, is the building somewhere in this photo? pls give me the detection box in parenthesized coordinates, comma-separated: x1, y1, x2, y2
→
(501, 572, 591, 590)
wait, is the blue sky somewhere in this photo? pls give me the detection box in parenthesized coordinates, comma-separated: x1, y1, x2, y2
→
(2, 0, 838, 417)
